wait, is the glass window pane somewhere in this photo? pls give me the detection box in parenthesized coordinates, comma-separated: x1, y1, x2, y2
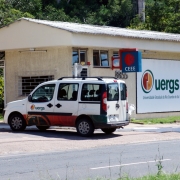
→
(100, 51, 109, 67)
(93, 51, 100, 66)
(81, 83, 101, 101)
(113, 52, 119, 67)
(120, 83, 126, 100)
(107, 83, 119, 101)
(72, 51, 79, 65)
(80, 51, 86, 65)
(58, 83, 79, 101)
(32, 84, 55, 102)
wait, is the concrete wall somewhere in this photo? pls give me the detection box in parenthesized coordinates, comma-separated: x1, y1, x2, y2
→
(5, 47, 180, 119)
(5, 47, 72, 102)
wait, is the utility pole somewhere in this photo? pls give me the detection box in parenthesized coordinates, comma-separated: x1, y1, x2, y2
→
(138, 0, 145, 22)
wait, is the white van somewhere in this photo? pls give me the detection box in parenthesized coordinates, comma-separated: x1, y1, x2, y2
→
(3, 77, 129, 136)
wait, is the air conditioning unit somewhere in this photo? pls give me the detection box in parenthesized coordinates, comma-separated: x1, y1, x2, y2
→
(80, 66, 89, 77)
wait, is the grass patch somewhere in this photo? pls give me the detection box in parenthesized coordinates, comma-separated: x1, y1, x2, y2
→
(90, 173, 180, 180)
(131, 116, 180, 124)
(131, 173, 180, 180)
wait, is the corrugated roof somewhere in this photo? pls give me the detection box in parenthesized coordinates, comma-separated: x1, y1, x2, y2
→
(21, 18, 180, 42)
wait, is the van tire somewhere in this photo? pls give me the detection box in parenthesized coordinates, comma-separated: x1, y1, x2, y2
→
(76, 118, 94, 137)
(36, 125, 50, 131)
(101, 128, 116, 134)
(9, 113, 26, 131)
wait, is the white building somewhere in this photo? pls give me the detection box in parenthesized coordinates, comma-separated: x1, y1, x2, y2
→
(1, 18, 180, 118)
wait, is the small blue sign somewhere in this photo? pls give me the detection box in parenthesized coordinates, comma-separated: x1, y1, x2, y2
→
(121, 51, 142, 73)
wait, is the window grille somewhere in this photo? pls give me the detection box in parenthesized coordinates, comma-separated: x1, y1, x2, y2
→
(21, 75, 54, 96)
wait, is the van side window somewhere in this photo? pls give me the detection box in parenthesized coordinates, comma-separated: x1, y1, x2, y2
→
(107, 83, 119, 101)
(57, 83, 79, 101)
(81, 84, 101, 101)
(120, 83, 126, 100)
(32, 84, 55, 102)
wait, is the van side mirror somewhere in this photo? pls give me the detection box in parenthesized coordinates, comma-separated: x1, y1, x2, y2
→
(28, 95, 32, 102)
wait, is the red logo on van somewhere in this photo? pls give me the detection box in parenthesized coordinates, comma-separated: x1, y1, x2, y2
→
(124, 54, 135, 66)
(31, 104, 35, 110)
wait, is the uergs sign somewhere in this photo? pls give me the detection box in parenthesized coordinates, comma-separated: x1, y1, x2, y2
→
(137, 59, 180, 113)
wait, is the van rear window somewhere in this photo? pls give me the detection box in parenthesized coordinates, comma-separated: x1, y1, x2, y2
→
(107, 83, 119, 101)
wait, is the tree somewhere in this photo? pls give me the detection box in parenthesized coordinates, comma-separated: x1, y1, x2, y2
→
(129, 0, 180, 33)
(0, 76, 3, 104)
(57, 0, 134, 27)
(0, 0, 34, 28)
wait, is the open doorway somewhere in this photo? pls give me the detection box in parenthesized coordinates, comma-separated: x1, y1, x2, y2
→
(0, 52, 5, 114)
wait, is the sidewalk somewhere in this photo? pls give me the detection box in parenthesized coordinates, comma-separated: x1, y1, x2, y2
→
(123, 122, 180, 133)
(1, 121, 180, 133)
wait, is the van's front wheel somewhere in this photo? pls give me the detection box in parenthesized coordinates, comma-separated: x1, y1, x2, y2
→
(76, 118, 94, 137)
(101, 128, 116, 134)
(9, 114, 26, 131)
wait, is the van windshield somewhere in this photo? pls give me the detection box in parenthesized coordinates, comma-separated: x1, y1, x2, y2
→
(107, 83, 119, 101)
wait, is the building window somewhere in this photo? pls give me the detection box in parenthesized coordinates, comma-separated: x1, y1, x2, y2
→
(113, 51, 120, 68)
(93, 50, 109, 67)
(21, 75, 54, 96)
(72, 49, 87, 65)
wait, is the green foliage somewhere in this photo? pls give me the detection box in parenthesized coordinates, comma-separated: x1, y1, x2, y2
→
(0, 76, 4, 104)
(0, 0, 34, 28)
(129, 0, 180, 33)
(8, 0, 42, 17)
(131, 116, 180, 124)
(41, 5, 71, 22)
(57, 0, 134, 27)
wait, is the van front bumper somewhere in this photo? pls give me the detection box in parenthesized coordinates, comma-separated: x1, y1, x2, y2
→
(94, 120, 129, 129)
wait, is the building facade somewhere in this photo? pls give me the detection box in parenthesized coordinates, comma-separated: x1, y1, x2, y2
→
(1, 18, 180, 119)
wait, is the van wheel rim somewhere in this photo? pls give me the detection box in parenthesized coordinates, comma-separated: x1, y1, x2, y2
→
(78, 121, 90, 134)
(11, 117, 22, 129)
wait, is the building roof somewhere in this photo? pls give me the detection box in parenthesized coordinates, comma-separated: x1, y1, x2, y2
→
(21, 18, 180, 42)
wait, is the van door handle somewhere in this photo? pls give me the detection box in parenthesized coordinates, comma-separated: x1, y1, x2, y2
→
(116, 104, 120, 108)
(47, 103, 53, 108)
(56, 103, 62, 108)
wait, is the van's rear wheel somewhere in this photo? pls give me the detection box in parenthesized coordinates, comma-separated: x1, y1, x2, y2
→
(36, 125, 50, 131)
(101, 128, 116, 134)
(9, 114, 26, 131)
(76, 118, 94, 137)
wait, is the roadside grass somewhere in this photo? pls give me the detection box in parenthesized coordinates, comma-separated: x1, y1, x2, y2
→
(131, 116, 180, 124)
(100, 173, 180, 180)
(58, 173, 180, 180)
(133, 173, 180, 180)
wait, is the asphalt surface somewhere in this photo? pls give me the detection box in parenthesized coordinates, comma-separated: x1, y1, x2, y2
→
(0, 122, 180, 180)
(0, 139, 180, 180)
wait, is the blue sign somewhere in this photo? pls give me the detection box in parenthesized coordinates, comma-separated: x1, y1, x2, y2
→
(121, 51, 142, 73)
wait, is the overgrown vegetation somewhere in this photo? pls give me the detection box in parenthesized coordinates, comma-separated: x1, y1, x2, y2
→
(0, 68, 3, 114)
(0, 114, 3, 121)
(0, 0, 135, 28)
(131, 116, 180, 124)
(1, 0, 180, 34)
(129, 0, 180, 33)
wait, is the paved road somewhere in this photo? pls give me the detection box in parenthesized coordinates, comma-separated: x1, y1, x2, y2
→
(0, 123, 180, 180)
(0, 140, 180, 180)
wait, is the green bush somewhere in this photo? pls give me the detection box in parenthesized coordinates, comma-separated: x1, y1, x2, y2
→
(0, 76, 4, 104)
